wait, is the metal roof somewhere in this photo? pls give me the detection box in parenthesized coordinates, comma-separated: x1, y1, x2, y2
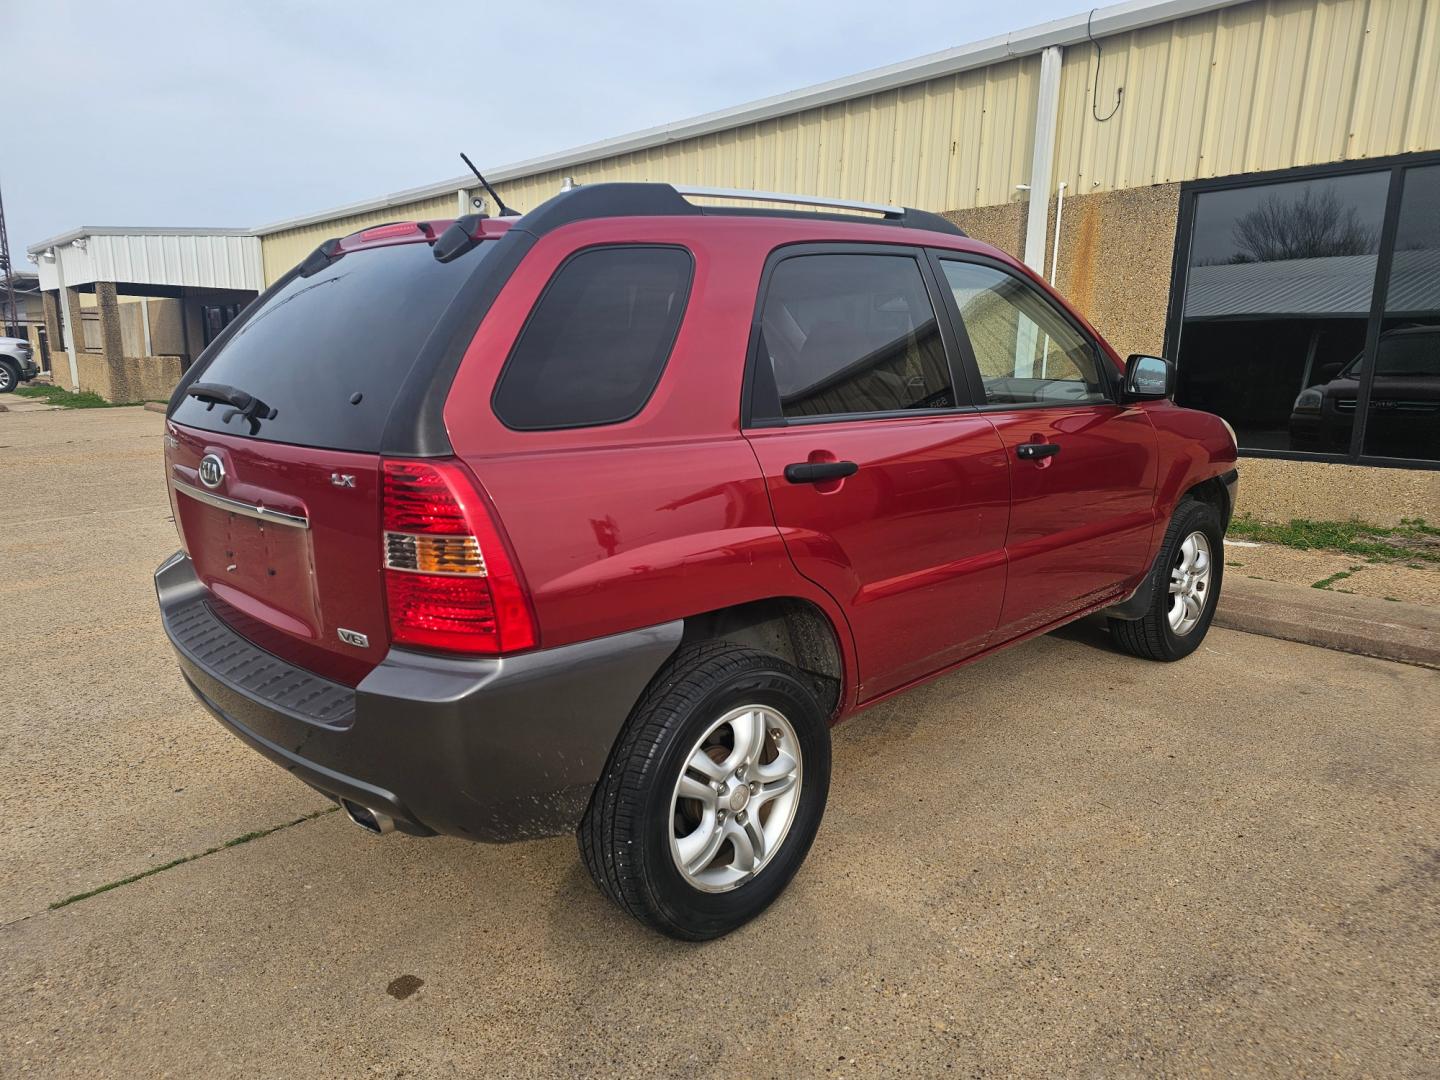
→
(27, 225, 253, 255)
(1183, 250, 1440, 319)
(30, 229, 264, 293)
(251, 0, 1249, 236)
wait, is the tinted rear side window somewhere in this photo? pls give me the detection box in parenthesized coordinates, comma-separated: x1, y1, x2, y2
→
(492, 246, 692, 430)
(171, 239, 490, 451)
(752, 253, 954, 422)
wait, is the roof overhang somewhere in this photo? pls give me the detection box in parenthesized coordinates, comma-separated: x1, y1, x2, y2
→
(27, 228, 263, 294)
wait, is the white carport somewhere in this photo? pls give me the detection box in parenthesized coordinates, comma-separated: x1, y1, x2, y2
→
(28, 227, 262, 400)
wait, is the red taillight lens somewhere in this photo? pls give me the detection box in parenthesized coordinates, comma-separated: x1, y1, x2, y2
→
(381, 459, 537, 655)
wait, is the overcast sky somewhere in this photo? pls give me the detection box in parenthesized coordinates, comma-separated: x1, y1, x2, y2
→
(4, 0, 1079, 253)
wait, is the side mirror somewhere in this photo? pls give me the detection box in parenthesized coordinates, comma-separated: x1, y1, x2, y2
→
(1123, 354, 1174, 401)
(1318, 362, 1343, 381)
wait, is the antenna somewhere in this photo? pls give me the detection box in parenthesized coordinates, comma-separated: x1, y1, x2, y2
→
(0, 174, 19, 335)
(459, 153, 518, 218)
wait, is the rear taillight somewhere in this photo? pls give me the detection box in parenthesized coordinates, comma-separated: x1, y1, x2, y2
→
(381, 459, 537, 655)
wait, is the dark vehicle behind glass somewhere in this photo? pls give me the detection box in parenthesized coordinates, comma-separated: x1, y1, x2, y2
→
(1290, 325, 1440, 456)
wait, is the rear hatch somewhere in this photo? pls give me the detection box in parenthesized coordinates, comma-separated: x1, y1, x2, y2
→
(166, 225, 503, 685)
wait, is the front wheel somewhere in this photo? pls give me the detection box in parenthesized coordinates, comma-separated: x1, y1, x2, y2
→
(579, 642, 831, 940)
(1109, 498, 1224, 661)
(0, 361, 17, 393)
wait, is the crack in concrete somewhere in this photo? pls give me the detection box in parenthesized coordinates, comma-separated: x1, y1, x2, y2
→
(1, 806, 340, 927)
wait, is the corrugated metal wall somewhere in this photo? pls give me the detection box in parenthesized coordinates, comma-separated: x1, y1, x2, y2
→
(1052, 0, 1440, 192)
(258, 56, 1045, 281)
(260, 193, 459, 283)
(258, 0, 1440, 283)
(38, 233, 264, 292)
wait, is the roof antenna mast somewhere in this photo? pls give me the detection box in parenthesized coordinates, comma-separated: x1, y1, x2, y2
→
(460, 153, 518, 217)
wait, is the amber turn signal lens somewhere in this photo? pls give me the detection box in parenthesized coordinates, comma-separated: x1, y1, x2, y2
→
(384, 532, 485, 576)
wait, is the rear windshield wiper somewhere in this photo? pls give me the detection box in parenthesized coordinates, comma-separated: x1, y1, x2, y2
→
(186, 382, 278, 425)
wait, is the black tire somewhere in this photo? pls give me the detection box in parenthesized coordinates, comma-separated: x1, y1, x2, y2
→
(579, 642, 831, 940)
(0, 360, 17, 393)
(1108, 498, 1225, 662)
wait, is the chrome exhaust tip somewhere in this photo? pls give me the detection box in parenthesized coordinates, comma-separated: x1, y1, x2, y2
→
(340, 798, 395, 835)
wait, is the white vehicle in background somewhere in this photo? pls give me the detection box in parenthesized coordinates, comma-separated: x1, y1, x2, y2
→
(0, 336, 39, 392)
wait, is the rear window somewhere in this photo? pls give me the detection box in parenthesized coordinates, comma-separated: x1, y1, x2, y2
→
(492, 245, 692, 430)
(171, 239, 490, 451)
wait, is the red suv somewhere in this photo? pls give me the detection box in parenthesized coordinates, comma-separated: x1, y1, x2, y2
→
(156, 183, 1238, 939)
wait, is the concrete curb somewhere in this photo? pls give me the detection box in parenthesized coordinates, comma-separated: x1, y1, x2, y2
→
(1215, 575, 1440, 669)
(143, 401, 167, 414)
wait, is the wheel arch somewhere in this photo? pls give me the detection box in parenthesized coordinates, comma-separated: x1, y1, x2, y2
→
(1182, 470, 1237, 531)
(679, 597, 850, 719)
(1107, 472, 1234, 622)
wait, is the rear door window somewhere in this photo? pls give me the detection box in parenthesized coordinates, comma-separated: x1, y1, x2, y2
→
(491, 246, 693, 430)
(751, 252, 955, 422)
(171, 239, 492, 451)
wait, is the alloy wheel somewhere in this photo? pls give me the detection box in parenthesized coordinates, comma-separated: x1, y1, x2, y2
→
(669, 704, 803, 893)
(1168, 530, 1213, 636)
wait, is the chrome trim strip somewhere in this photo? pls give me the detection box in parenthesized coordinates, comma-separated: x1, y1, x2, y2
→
(171, 479, 310, 530)
(671, 184, 903, 217)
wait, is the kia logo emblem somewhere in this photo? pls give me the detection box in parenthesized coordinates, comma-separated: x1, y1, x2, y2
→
(198, 454, 226, 489)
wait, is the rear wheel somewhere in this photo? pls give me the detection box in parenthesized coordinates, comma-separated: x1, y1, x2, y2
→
(1109, 498, 1224, 661)
(579, 642, 831, 940)
(0, 360, 17, 393)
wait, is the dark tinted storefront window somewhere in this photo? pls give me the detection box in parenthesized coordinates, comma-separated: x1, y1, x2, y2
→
(1175, 171, 1389, 453)
(1364, 165, 1440, 462)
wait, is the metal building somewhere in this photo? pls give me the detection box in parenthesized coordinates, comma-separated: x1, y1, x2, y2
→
(27, 0, 1434, 519)
(249, 0, 1439, 513)
(27, 228, 262, 402)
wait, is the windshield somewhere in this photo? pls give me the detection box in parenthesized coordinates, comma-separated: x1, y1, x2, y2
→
(171, 239, 491, 451)
(1336, 329, 1440, 380)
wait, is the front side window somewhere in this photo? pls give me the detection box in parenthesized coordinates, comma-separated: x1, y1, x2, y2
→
(939, 260, 1108, 406)
(753, 253, 954, 421)
(492, 246, 692, 430)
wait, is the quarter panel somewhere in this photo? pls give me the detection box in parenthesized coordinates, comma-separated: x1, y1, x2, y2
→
(442, 218, 862, 706)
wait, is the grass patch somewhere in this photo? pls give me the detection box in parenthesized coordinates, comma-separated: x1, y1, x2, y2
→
(1230, 516, 1440, 564)
(14, 384, 125, 409)
(48, 806, 338, 911)
(1311, 565, 1365, 591)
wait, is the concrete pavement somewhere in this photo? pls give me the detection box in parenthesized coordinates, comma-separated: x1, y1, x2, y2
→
(3, 407, 1437, 1078)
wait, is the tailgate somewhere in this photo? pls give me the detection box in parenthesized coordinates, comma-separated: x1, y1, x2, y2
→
(167, 422, 386, 685)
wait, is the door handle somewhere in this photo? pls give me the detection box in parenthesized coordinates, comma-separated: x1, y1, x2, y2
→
(784, 460, 859, 484)
(1016, 442, 1061, 461)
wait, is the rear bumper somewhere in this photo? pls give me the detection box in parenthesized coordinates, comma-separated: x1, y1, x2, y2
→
(155, 551, 682, 841)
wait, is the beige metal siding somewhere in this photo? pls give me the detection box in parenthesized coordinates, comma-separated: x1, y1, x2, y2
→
(1053, 0, 1440, 192)
(258, 0, 1439, 283)
(260, 194, 458, 282)
(446, 58, 1039, 217)
(259, 57, 1043, 282)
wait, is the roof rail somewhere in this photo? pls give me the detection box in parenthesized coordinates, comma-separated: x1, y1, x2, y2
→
(671, 185, 905, 218)
(509, 182, 966, 240)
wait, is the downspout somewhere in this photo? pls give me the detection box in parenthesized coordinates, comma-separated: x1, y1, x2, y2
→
(1049, 181, 1067, 284)
(1022, 45, 1064, 275)
(52, 246, 80, 390)
(140, 296, 153, 357)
